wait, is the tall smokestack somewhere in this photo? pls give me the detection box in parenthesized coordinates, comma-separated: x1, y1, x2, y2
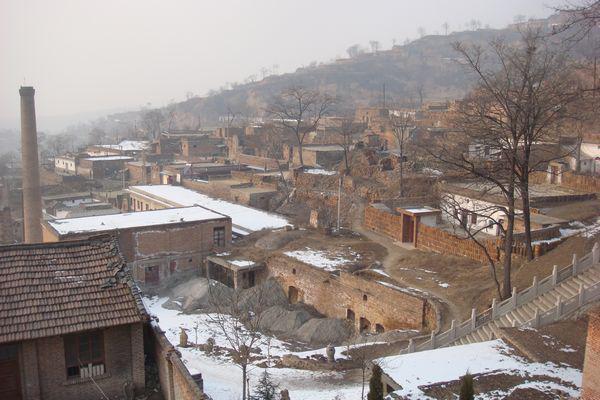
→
(19, 86, 43, 243)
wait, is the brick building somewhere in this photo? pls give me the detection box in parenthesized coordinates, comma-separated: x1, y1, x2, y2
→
(583, 307, 600, 399)
(42, 206, 232, 286)
(0, 236, 147, 400)
(126, 185, 289, 236)
(76, 155, 133, 179)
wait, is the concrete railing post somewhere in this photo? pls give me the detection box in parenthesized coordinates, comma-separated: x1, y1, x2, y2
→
(552, 265, 558, 286)
(408, 338, 415, 353)
(572, 253, 579, 275)
(491, 298, 497, 319)
(470, 308, 477, 331)
(578, 283, 585, 307)
(430, 331, 436, 349)
(532, 276, 538, 297)
(511, 287, 518, 308)
(593, 242, 600, 265)
(533, 308, 540, 328)
(450, 319, 457, 341)
(555, 295, 562, 320)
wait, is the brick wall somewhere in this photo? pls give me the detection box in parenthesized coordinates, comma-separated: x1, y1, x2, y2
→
(266, 256, 435, 332)
(416, 223, 500, 263)
(364, 204, 404, 242)
(21, 323, 144, 400)
(583, 309, 600, 399)
(149, 325, 206, 400)
(561, 171, 600, 193)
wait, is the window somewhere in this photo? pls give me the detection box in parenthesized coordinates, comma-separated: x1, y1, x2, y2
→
(64, 330, 105, 378)
(470, 213, 477, 225)
(213, 227, 226, 247)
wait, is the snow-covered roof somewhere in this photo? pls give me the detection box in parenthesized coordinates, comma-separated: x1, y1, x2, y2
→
(83, 155, 133, 161)
(128, 185, 290, 234)
(99, 140, 150, 152)
(47, 206, 227, 235)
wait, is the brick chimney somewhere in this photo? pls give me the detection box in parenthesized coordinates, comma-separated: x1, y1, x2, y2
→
(19, 86, 43, 243)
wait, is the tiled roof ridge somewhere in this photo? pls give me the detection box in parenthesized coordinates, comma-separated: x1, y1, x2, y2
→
(0, 234, 115, 251)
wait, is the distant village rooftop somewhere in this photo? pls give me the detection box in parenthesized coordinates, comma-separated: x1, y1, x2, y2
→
(83, 155, 133, 161)
(98, 140, 150, 152)
(46, 205, 227, 235)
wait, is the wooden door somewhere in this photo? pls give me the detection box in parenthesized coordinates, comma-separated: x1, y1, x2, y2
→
(145, 265, 159, 284)
(0, 344, 22, 400)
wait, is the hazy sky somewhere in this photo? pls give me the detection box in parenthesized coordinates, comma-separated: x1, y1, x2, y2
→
(1, 0, 562, 130)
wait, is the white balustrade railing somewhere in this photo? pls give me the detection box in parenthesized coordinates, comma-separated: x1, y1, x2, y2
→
(400, 242, 600, 354)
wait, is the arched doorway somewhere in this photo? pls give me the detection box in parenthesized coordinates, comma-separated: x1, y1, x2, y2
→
(359, 317, 371, 333)
(346, 309, 355, 322)
(288, 286, 299, 304)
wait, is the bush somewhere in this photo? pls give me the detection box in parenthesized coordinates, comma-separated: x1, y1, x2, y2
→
(367, 364, 384, 400)
(459, 372, 474, 400)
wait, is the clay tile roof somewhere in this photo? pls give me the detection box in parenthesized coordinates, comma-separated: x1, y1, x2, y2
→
(0, 235, 146, 344)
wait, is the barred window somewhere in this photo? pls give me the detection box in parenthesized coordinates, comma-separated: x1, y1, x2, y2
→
(213, 227, 226, 247)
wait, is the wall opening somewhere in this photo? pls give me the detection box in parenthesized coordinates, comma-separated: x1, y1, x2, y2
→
(359, 317, 371, 333)
(375, 323, 385, 333)
(346, 309, 355, 322)
(288, 286, 299, 304)
(362, 294, 368, 302)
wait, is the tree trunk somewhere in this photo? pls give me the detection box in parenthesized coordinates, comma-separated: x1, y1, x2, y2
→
(361, 366, 366, 400)
(520, 178, 534, 261)
(502, 192, 515, 300)
(399, 138, 404, 197)
(242, 364, 247, 400)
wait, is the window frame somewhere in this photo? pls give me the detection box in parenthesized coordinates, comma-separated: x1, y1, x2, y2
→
(213, 226, 226, 247)
(64, 330, 105, 379)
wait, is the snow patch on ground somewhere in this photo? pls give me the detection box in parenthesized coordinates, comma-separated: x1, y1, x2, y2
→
(377, 339, 581, 399)
(144, 297, 364, 400)
(283, 248, 359, 271)
(305, 168, 337, 176)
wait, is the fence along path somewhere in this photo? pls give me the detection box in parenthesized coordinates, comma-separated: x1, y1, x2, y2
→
(400, 242, 600, 354)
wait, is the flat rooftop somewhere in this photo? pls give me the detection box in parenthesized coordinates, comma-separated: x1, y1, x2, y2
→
(83, 155, 133, 161)
(47, 205, 227, 235)
(303, 144, 344, 152)
(128, 185, 290, 235)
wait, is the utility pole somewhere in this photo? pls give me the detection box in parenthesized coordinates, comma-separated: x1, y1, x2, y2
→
(336, 175, 342, 231)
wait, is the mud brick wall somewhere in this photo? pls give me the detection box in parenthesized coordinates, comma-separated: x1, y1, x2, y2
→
(561, 171, 600, 193)
(364, 204, 404, 242)
(266, 256, 435, 332)
(583, 309, 600, 400)
(149, 325, 206, 400)
(416, 223, 500, 263)
(237, 154, 283, 171)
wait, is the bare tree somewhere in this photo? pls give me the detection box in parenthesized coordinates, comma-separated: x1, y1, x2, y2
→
(391, 112, 414, 197)
(334, 117, 363, 175)
(553, 1, 600, 42)
(140, 110, 164, 139)
(266, 87, 334, 167)
(347, 44, 364, 58)
(442, 22, 450, 36)
(369, 40, 380, 54)
(206, 284, 269, 400)
(417, 26, 427, 38)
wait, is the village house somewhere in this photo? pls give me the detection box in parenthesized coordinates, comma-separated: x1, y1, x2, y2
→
(126, 184, 289, 236)
(582, 306, 600, 399)
(76, 155, 133, 180)
(0, 236, 147, 400)
(53, 153, 79, 175)
(86, 140, 150, 157)
(42, 206, 232, 286)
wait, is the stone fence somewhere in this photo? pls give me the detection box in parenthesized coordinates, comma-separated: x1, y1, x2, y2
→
(400, 243, 600, 355)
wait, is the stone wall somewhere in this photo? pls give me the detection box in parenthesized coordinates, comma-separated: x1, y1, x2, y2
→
(531, 170, 600, 193)
(148, 325, 206, 400)
(583, 308, 600, 400)
(266, 256, 435, 332)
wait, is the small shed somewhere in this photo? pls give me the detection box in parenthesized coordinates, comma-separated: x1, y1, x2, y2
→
(206, 255, 265, 289)
(395, 206, 441, 244)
